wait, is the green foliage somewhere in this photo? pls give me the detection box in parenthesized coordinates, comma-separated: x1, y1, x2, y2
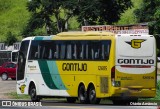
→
(0, 0, 151, 40)
(68, 0, 133, 25)
(0, 0, 30, 41)
(22, 12, 49, 37)
(23, 0, 72, 37)
(23, 0, 133, 37)
(153, 80, 160, 100)
(0, 0, 11, 12)
(117, 0, 143, 25)
(138, 80, 160, 100)
(5, 31, 17, 46)
(134, 0, 160, 34)
(149, 80, 160, 100)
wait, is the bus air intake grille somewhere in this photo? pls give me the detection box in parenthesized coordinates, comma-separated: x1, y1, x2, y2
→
(100, 77, 108, 93)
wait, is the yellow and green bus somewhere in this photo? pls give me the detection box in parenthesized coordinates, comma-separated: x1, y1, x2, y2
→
(17, 31, 156, 104)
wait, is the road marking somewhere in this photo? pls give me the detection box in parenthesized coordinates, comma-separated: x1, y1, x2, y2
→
(51, 106, 99, 109)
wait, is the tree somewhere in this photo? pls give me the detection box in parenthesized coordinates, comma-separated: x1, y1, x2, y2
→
(70, 0, 133, 25)
(23, 0, 132, 37)
(5, 31, 17, 46)
(134, 0, 160, 34)
(22, 0, 74, 37)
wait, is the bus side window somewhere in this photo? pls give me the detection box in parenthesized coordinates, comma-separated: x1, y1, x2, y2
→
(102, 44, 105, 60)
(76, 43, 81, 59)
(80, 45, 84, 59)
(72, 43, 77, 59)
(34, 52, 38, 59)
(101, 40, 111, 60)
(61, 44, 66, 59)
(54, 44, 59, 59)
(66, 44, 72, 59)
(37, 45, 41, 59)
(48, 49, 52, 59)
(54, 52, 57, 59)
(86, 44, 88, 59)
(29, 40, 39, 60)
(45, 47, 50, 59)
(95, 49, 100, 59)
(91, 48, 94, 59)
(41, 46, 46, 59)
(105, 44, 110, 60)
(49, 42, 56, 60)
(80, 41, 88, 60)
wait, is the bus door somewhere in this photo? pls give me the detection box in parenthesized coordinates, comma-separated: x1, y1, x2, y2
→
(17, 40, 30, 94)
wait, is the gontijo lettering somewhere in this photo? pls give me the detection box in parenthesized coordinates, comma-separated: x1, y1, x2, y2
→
(62, 63, 87, 71)
(118, 59, 154, 64)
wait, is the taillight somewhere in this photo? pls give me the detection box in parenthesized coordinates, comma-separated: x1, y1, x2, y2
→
(111, 66, 115, 86)
(120, 65, 151, 68)
(111, 66, 115, 79)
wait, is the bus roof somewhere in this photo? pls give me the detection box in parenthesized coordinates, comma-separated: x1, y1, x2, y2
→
(56, 31, 115, 37)
(21, 31, 154, 41)
(22, 37, 33, 41)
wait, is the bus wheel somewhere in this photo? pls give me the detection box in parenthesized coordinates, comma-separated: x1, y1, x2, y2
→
(78, 85, 88, 103)
(88, 86, 101, 104)
(66, 97, 76, 103)
(29, 85, 40, 102)
(1, 73, 8, 80)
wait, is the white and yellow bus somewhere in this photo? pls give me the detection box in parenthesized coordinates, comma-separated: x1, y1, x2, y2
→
(17, 31, 156, 104)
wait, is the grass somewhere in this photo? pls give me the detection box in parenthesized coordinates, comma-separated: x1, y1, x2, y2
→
(151, 80, 160, 100)
(7, 92, 67, 101)
(6, 92, 30, 99)
(138, 80, 160, 101)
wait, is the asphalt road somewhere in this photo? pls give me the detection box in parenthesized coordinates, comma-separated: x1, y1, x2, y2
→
(0, 78, 16, 99)
(0, 103, 158, 109)
(0, 100, 158, 109)
(0, 106, 158, 109)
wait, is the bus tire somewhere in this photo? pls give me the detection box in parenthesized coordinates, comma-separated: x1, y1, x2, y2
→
(29, 84, 40, 102)
(66, 97, 77, 103)
(88, 86, 101, 104)
(78, 85, 88, 104)
(1, 73, 8, 80)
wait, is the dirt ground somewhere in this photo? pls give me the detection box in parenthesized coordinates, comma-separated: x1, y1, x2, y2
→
(0, 78, 16, 99)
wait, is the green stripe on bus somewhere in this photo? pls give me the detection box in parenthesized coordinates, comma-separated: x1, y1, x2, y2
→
(34, 36, 52, 40)
(47, 61, 67, 90)
(34, 37, 44, 40)
(38, 60, 58, 89)
(43, 36, 52, 40)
